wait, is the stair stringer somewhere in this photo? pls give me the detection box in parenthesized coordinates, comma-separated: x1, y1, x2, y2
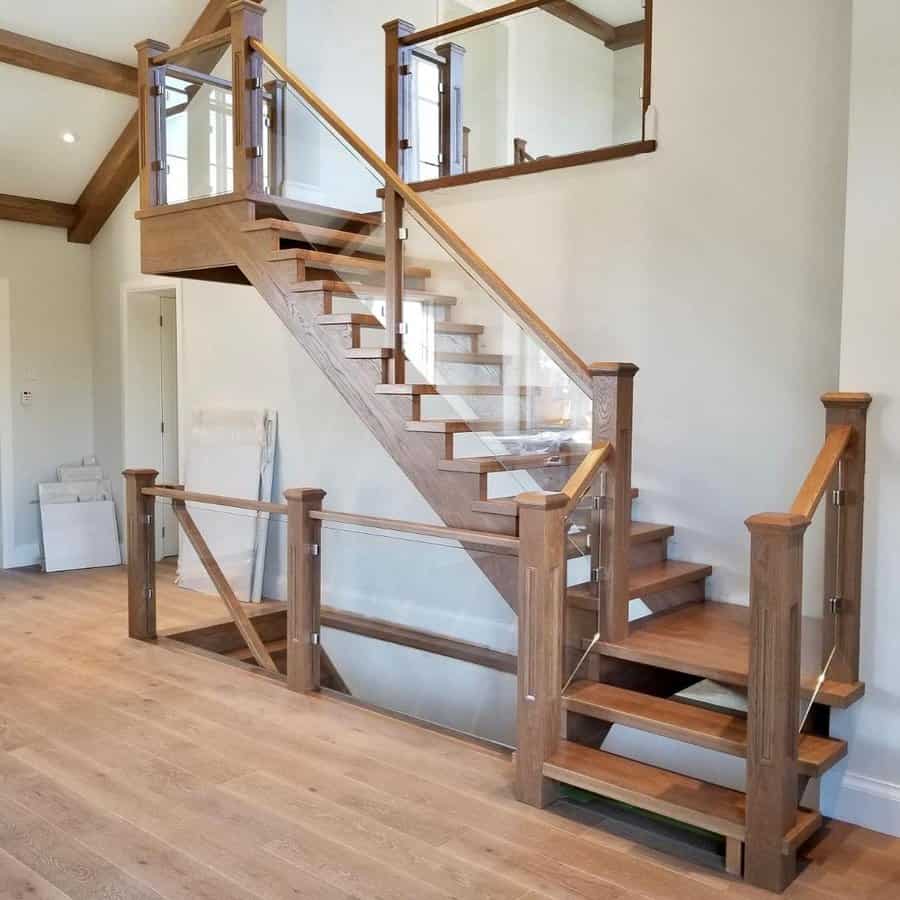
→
(202, 202, 521, 609)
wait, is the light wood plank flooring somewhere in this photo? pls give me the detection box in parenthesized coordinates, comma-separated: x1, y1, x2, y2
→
(0, 563, 896, 899)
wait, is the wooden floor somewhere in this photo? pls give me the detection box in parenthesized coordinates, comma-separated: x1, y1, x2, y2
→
(0, 565, 896, 900)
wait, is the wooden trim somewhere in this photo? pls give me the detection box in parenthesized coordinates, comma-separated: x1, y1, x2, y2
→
(607, 20, 645, 51)
(0, 194, 77, 229)
(0, 28, 138, 95)
(789, 424, 853, 520)
(250, 37, 595, 395)
(405, 141, 657, 192)
(309, 509, 520, 553)
(383, 19, 415, 179)
(320, 606, 517, 674)
(149, 28, 231, 66)
(143, 486, 287, 515)
(171, 498, 279, 673)
(642, 0, 654, 136)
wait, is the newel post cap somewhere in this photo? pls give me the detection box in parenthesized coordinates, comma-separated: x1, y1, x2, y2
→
(821, 392, 872, 410)
(228, 0, 267, 17)
(134, 39, 170, 54)
(384, 18, 416, 36)
(587, 362, 639, 378)
(283, 488, 327, 503)
(516, 490, 569, 511)
(122, 468, 159, 478)
(745, 512, 810, 535)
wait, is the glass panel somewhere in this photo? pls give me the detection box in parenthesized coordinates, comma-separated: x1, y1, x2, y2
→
(256, 58, 594, 494)
(320, 521, 517, 746)
(799, 463, 842, 728)
(413, 0, 646, 177)
(164, 53, 234, 203)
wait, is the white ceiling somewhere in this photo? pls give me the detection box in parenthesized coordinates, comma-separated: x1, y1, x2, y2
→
(0, 0, 210, 203)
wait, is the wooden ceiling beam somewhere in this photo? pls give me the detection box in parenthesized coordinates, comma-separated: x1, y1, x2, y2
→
(543, 1, 616, 43)
(67, 0, 244, 244)
(607, 20, 646, 51)
(0, 29, 137, 95)
(0, 193, 77, 229)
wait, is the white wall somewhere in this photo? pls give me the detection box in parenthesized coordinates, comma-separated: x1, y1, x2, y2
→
(0, 223, 95, 567)
(826, 0, 900, 838)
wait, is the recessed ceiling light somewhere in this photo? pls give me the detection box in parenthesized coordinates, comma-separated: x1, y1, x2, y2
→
(61, 131, 78, 144)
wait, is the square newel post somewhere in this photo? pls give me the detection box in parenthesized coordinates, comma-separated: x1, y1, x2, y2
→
(589, 362, 638, 643)
(229, 0, 266, 195)
(285, 488, 326, 693)
(515, 490, 568, 808)
(744, 512, 809, 893)
(435, 43, 465, 177)
(821, 392, 872, 684)
(123, 469, 159, 641)
(135, 40, 170, 209)
(384, 19, 415, 179)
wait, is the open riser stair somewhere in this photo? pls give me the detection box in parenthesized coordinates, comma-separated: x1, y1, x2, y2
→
(130, 10, 872, 894)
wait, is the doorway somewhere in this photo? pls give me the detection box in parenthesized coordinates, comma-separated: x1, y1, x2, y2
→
(123, 286, 180, 560)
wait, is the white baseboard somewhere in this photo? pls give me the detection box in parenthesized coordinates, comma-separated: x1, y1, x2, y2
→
(825, 770, 900, 838)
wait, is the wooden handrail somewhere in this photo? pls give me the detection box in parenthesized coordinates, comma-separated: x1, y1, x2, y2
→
(248, 37, 593, 396)
(143, 486, 288, 515)
(789, 425, 853, 520)
(560, 441, 611, 513)
(150, 28, 231, 66)
(309, 509, 520, 554)
(398, 0, 551, 46)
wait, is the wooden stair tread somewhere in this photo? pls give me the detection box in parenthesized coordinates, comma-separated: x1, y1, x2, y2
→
(543, 743, 821, 849)
(345, 347, 393, 359)
(243, 218, 384, 253)
(471, 487, 640, 518)
(563, 681, 847, 777)
(377, 384, 547, 397)
(406, 419, 569, 434)
(316, 313, 382, 328)
(287, 279, 453, 304)
(567, 559, 709, 608)
(435, 322, 484, 335)
(434, 352, 504, 366)
(438, 450, 588, 474)
(269, 248, 431, 279)
(592, 600, 865, 709)
(247, 194, 382, 227)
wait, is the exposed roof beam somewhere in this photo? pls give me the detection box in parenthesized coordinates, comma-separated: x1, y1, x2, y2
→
(67, 0, 244, 245)
(0, 193, 77, 229)
(543, 1, 616, 43)
(607, 20, 646, 51)
(0, 29, 137, 95)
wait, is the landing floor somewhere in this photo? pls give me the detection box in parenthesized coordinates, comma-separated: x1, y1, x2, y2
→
(0, 564, 895, 899)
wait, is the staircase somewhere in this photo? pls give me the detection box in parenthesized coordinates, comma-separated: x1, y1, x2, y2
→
(132, 14, 871, 895)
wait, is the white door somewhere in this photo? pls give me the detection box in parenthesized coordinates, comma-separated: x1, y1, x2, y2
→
(124, 290, 179, 560)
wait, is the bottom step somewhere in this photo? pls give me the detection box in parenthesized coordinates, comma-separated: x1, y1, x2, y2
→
(543, 742, 820, 851)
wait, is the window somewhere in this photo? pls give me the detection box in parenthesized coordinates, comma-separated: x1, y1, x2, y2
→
(413, 55, 441, 182)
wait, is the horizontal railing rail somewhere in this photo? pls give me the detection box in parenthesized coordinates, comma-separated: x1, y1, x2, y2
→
(143, 486, 287, 515)
(165, 63, 232, 90)
(309, 509, 520, 553)
(248, 37, 593, 396)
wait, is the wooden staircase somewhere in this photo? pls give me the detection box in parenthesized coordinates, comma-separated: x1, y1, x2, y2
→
(132, 16, 872, 895)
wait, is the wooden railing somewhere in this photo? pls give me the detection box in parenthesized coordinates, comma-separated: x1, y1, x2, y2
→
(743, 392, 871, 891)
(384, 0, 654, 189)
(123, 470, 522, 699)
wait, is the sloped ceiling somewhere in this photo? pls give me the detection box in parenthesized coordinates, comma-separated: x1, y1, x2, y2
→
(0, 0, 210, 203)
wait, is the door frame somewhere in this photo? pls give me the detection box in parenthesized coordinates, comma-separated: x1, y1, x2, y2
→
(0, 279, 14, 569)
(119, 278, 184, 556)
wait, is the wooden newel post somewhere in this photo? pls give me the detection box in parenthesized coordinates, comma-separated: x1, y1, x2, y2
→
(135, 40, 170, 209)
(285, 488, 326, 693)
(589, 363, 638, 643)
(229, 0, 266, 195)
(384, 19, 415, 179)
(515, 490, 568, 808)
(821, 392, 871, 684)
(123, 469, 159, 641)
(744, 512, 809, 893)
(435, 42, 465, 177)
